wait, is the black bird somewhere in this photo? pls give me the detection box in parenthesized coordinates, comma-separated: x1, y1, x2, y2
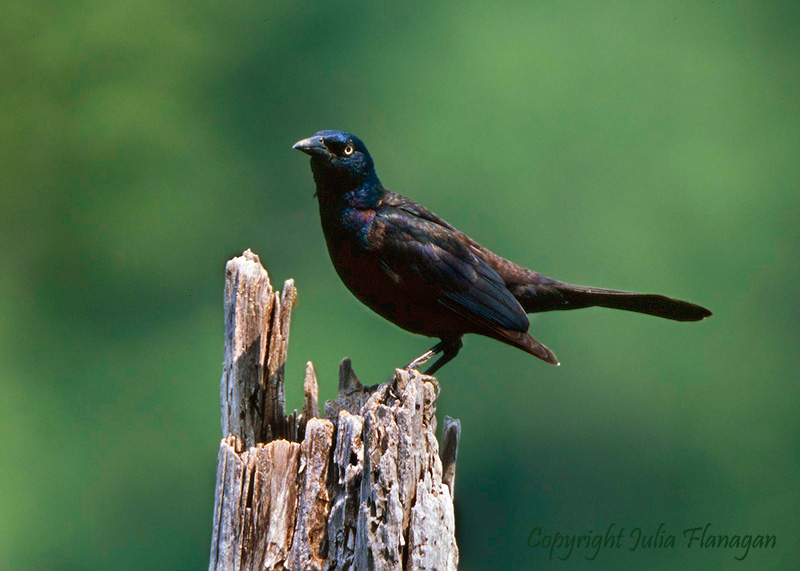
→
(293, 130, 711, 374)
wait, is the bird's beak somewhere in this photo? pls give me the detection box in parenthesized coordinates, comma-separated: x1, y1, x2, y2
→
(292, 136, 330, 158)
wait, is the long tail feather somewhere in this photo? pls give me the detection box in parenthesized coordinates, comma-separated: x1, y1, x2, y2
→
(517, 282, 712, 322)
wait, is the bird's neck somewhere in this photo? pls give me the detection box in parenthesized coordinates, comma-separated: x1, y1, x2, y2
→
(343, 180, 385, 209)
(315, 172, 385, 210)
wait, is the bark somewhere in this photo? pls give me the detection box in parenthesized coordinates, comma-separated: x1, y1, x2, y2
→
(209, 250, 459, 570)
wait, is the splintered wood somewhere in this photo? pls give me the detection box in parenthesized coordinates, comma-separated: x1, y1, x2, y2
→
(209, 250, 459, 571)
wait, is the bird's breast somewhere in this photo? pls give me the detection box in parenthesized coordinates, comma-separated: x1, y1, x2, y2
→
(319, 205, 376, 248)
(341, 207, 377, 243)
(318, 206, 441, 335)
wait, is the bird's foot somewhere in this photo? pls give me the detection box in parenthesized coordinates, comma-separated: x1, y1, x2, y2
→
(403, 337, 463, 376)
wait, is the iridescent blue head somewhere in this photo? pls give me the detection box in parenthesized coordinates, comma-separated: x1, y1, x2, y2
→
(293, 130, 381, 196)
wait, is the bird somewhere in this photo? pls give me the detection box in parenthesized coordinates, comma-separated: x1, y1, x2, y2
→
(293, 130, 711, 374)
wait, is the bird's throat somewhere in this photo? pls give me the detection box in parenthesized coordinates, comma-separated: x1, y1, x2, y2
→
(313, 171, 384, 210)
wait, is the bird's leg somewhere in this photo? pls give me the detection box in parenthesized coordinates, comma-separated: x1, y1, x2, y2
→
(424, 337, 462, 375)
(404, 337, 463, 375)
(403, 341, 444, 371)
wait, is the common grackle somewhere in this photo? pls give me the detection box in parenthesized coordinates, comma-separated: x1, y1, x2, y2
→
(293, 130, 711, 374)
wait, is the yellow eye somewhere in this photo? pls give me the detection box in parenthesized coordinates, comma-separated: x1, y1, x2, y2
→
(344, 144, 354, 156)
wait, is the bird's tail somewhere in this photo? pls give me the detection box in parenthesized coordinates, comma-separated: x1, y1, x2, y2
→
(488, 328, 560, 366)
(516, 280, 712, 322)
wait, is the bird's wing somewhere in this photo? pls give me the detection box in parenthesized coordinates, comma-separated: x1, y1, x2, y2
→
(370, 199, 529, 333)
(382, 192, 460, 232)
(382, 192, 542, 285)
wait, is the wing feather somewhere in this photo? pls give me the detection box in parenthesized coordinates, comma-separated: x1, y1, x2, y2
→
(372, 200, 529, 333)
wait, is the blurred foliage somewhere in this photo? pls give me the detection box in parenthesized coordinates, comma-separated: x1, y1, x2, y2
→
(2, 1, 798, 569)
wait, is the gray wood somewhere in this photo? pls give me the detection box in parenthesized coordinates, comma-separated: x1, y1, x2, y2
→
(288, 417, 335, 570)
(302, 361, 319, 421)
(210, 251, 459, 570)
(323, 358, 376, 421)
(263, 280, 296, 441)
(219, 250, 273, 448)
(440, 416, 461, 500)
(325, 408, 365, 569)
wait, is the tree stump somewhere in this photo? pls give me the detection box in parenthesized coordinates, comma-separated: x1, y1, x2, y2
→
(208, 250, 460, 570)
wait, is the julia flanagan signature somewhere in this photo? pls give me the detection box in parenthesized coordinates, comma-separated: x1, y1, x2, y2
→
(527, 523, 776, 561)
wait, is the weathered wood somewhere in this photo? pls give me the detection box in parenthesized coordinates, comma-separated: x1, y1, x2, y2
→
(325, 408, 365, 568)
(302, 361, 319, 421)
(440, 416, 461, 500)
(264, 280, 297, 441)
(257, 440, 302, 569)
(210, 251, 460, 571)
(219, 250, 273, 448)
(209, 436, 245, 569)
(407, 468, 458, 571)
(288, 418, 335, 570)
(209, 436, 303, 570)
(323, 358, 376, 421)
(352, 370, 452, 571)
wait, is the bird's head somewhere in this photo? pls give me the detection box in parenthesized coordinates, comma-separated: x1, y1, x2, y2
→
(293, 130, 379, 193)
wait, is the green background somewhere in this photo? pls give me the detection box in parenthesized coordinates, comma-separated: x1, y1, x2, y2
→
(3, 1, 798, 569)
